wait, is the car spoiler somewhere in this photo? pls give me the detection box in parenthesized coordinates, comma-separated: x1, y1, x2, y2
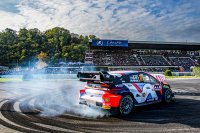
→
(77, 71, 100, 82)
(77, 71, 117, 83)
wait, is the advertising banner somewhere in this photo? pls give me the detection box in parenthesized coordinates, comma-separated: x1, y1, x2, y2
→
(92, 40, 128, 47)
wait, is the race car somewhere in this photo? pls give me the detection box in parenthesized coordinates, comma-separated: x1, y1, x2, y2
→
(79, 71, 174, 116)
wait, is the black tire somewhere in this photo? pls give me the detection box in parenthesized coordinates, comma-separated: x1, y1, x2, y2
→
(162, 88, 173, 103)
(119, 95, 134, 116)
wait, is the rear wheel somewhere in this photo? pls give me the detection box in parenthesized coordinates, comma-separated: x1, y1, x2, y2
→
(162, 88, 173, 103)
(119, 95, 134, 116)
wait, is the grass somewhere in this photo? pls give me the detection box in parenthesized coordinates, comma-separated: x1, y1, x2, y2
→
(0, 78, 22, 82)
(166, 76, 200, 79)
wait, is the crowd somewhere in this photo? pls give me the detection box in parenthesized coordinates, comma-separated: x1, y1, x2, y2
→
(92, 50, 140, 66)
(109, 67, 179, 72)
(0, 50, 199, 75)
(85, 50, 200, 72)
(141, 55, 170, 66)
(169, 57, 195, 71)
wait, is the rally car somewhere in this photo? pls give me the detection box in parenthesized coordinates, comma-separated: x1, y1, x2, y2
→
(79, 71, 174, 116)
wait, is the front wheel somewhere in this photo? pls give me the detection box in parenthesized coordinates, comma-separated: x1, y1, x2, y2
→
(162, 88, 173, 103)
(119, 95, 134, 116)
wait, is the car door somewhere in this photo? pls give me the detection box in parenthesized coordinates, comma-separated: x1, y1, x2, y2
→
(124, 73, 149, 104)
(139, 72, 159, 103)
(123, 73, 143, 104)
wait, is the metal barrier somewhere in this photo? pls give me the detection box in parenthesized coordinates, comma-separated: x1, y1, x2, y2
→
(149, 72, 193, 76)
(172, 72, 193, 76)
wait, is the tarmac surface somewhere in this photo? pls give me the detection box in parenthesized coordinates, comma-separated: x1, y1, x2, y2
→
(0, 78, 200, 133)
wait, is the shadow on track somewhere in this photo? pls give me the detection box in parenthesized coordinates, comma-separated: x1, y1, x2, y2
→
(116, 96, 200, 128)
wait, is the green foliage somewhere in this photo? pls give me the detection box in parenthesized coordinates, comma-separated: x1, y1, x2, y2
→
(62, 44, 87, 61)
(0, 27, 96, 67)
(193, 67, 200, 76)
(164, 69, 172, 76)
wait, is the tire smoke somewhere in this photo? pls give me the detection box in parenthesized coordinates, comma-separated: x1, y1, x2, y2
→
(2, 80, 109, 118)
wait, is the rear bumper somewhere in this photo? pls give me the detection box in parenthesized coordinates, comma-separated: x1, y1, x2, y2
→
(79, 93, 121, 110)
(79, 98, 102, 106)
(79, 98, 111, 109)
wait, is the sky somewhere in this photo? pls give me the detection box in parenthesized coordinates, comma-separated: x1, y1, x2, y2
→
(0, 0, 200, 42)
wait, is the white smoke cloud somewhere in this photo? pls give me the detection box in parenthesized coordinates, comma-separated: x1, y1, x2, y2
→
(3, 80, 109, 118)
(0, 0, 200, 42)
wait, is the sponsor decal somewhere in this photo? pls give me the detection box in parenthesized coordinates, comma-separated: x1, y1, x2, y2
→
(97, 40, 103, 45)
(92, 39, 128, 47)
(154, 85, 160, 91)
(115, 84, 123, 87)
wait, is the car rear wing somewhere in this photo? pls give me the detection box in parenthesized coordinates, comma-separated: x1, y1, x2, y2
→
(77, 71, 100, 82)
(77, 71, 119, 84)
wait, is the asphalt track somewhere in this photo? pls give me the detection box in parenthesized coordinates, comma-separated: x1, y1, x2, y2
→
(0, 78, 200, 133)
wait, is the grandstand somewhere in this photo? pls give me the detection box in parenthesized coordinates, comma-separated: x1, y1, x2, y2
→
(84, 40, 200, 72)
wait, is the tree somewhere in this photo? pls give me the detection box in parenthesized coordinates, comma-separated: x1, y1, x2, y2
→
(17, 28, 48, 66)
(0, 27, 91, 67)
(45, 27, 71, 58)
(0, 28, 18, 66)
(89, 35, 98, 40)
(71, 33, 80, 44)
(62, 44, 87, 62)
